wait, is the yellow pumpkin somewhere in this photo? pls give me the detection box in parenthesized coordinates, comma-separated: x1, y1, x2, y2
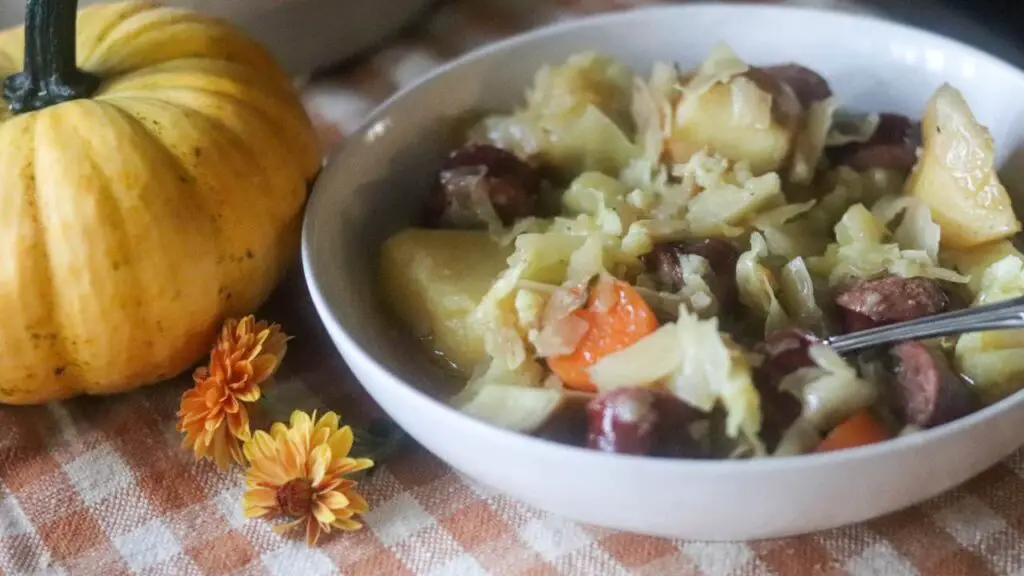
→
(0, 0, 321, 404)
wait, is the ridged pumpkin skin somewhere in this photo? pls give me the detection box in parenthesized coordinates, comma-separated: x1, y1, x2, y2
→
(0, 1, 321, 404)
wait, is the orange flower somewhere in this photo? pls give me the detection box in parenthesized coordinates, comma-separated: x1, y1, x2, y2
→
(210, 316, 289, 400)
(242, 410, 374, 546)
(177, 316, 289, 469)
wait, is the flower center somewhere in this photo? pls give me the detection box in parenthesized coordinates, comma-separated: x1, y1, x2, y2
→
(277, 478, 314, 517)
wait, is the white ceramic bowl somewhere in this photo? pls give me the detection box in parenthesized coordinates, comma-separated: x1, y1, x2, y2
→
(302, 4, 1024, 540)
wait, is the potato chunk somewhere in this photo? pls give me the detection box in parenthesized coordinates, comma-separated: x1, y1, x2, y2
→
(455, 384, 564, 432)
(668, 70, 803, 175)
(905, 84, 1021, 249)
(380, 229, 512, 374)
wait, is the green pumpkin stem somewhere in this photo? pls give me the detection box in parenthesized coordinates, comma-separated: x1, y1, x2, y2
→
(3, 0, 100, 114)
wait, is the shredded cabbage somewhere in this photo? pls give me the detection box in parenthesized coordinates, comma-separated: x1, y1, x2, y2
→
(563, 172, 643, 236)
(729, 75, 774, 129)
(942, 240, 1023, 295)
(807, 203, 967, 287)
(588, 323, 682, 390)
(871, 196, 942, 262)
(670, 307, 763, 448)
(825, 110, 881, 147)
(955, 255, 1024, 402)
(567, 234, 611, 284)
(685, 170, 784, 237)
(736, 232, 791, 335)
(633, 286, 685, 320)
(514, 289, 547, 334)
(779, 257, 826, 334)
(752, 200, 828, 259)
(473, 52, 640, 176)
(675, 43, 750, 124)
(619, 148, 787, 230)
(588, 304, 764, 450)
(631, 61, 680, 162)
(790, 96, 840, 185)
(494, 216, 548, 246)
(453, 379, 563, 432)
(453, 357, 548, 407)
(773, 344, 877, 455)
(802, 167, 895, 235)
(677, 254, 719, 317)
(474, 233, 586, 372)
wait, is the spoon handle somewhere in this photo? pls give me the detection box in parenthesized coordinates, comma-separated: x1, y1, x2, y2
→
(824, 296, 1024, 355)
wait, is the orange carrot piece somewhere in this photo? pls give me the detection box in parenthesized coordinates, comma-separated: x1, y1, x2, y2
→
(815, 410, 890, 453)
(547, 279, 659, 392)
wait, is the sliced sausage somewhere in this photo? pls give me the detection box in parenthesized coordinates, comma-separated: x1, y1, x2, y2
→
(535, 394, 590, 448)
(641, 239, 741, 308)
(741, 67, 805, 128)
(756, 328, 822, 450)
(890, 341, 977, 428)
(755, 366, 805, 451)
(424, 144, 540, 228)
(586, 388, 704, 457)
(762, 327, 820, 378)
(826, 113, 921, 173)
(835, 276, 948, 333)
(759, 64, 833, 109)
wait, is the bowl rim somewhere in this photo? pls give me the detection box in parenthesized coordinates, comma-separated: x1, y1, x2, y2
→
(302, 2, 1024, 474)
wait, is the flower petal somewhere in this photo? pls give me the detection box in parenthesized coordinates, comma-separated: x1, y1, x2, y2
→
(290, 410, 312, 436)
(243, 430, 275, 463)
(318, 490, 350, 511)
(249, 355, 280, 385)
(308, 444, 331, 487)
(228, 438, 246, 467)
(327, 427, 354, 463)
(270, 422, 289, 441)
(211, 426, 239, 471)
(272, 518, 304, 535)
(342, 489, 370, 514)
(306, 516, 322, 546)
(277, 429, 303, 478)
(227, 407, 252, 442)
(315, 412, 340, 435)
(234, 381, 263, 404)
(311, 426, 332, 450)
(330, 457, 374, 478)
(243, 503, 273, 518)
(312, 501, 335, 525)
(243, 487, 279, 509)
(332, 516, 364, 531)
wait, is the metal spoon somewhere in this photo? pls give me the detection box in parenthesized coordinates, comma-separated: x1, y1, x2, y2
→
(825, 296, 1024, 355)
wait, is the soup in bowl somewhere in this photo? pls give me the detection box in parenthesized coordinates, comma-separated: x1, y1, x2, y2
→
(302, 5, 1024, 539)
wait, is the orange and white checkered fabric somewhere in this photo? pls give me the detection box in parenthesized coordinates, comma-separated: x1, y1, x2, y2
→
(2, 1, 1023, 575)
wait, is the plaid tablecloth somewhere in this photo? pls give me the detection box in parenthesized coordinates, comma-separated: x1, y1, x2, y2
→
(3, 1, 1024, 575)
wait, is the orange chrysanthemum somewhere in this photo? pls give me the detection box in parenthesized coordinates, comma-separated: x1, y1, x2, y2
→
(210, 316, 289, 394)
(177, 316, 289, 470)
(242, 410, 374, 546)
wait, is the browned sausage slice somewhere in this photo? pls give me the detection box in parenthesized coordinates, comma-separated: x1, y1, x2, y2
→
(424, 144, 540, 228)
(741, 67, 805, 128)
(762, 327, 820, 377)
(641, 239, 741, 308)
(826, 113, 922, 173)
(759, 64, 833, 109)
(891, 341, 977, 428)
(755, 328, 823, 450)
(835, 276, 948, 333)
(586, 388, 704, 457)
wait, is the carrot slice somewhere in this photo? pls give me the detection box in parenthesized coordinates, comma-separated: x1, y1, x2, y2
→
(815, 410, 890, 453)
(547, 278, 659, 392)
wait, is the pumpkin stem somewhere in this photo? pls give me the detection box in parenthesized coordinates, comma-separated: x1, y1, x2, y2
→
(3, 0, 100, 114)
